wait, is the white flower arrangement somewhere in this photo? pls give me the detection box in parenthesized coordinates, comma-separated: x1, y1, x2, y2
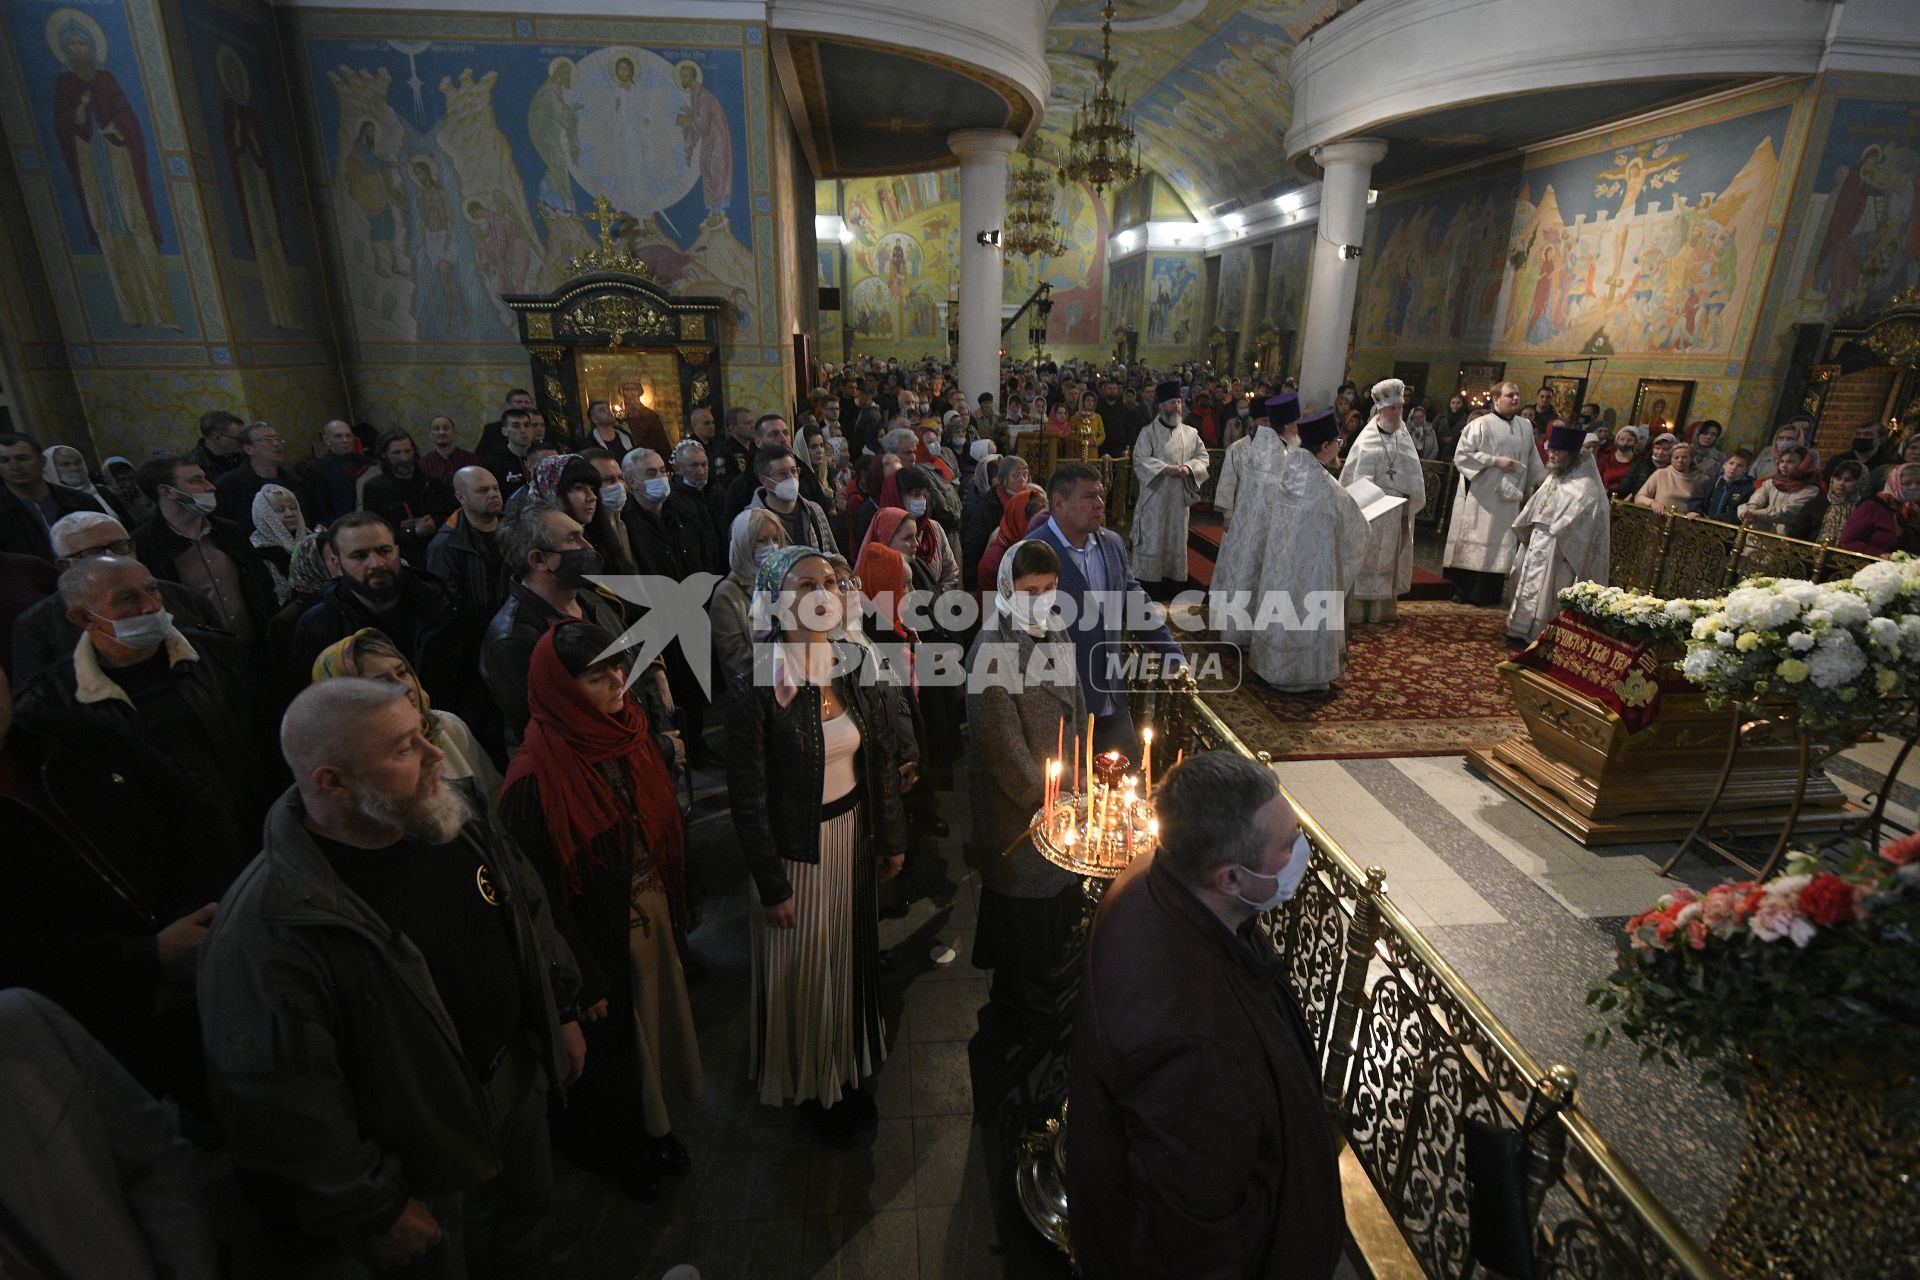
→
(1556, 582, 1711, 646)
(1562, 564, 1920, 730)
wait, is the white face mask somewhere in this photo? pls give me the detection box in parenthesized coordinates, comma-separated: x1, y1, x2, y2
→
(771, 476, 800, 503)
(173, 488, 217, 516)
(1235, 833, 1313, 912)
(91, 608, 173, 649)
(752, 543, 779, 568)
(58, 468, 88, 488)
(642, 476, 671, 502)
(597, 481, 627, 513)
(906, 497, 928, 518)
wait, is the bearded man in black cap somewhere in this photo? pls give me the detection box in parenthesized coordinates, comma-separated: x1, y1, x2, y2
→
(1129, 380, 1210, 597)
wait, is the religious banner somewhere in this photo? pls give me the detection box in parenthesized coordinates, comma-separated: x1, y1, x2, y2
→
(1514, 612, 1687, 734)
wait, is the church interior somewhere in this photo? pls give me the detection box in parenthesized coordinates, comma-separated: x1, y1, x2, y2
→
(2, 0, 1919, 1276)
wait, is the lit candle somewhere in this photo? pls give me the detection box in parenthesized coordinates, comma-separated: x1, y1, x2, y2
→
(1086, 714, 1096, 826)
(1141, 726, 1154, 796)
(1048, 758, 1061, 814)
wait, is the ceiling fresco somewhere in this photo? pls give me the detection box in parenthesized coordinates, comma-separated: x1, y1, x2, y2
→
(1043, 0, 1331, 215)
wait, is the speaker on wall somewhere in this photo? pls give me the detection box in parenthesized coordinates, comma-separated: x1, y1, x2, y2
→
(819, 286, 842, 311)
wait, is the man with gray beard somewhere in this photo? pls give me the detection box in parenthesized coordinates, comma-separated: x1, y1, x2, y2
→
(199, 678, 586, 1277)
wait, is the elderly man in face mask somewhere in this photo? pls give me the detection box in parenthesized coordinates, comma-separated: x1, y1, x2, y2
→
(18, 556, 266, 826)
(10, 511, 220, 687)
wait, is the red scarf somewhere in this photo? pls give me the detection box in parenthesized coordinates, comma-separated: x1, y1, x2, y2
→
(1769, 450, 1820, 494)
(863, 496, 935, 564)
(499, 625, 685, 906)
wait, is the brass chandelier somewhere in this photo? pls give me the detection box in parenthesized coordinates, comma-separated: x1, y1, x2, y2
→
(1003, 157, 1068, 258)
(1060, 3, 1141, 193)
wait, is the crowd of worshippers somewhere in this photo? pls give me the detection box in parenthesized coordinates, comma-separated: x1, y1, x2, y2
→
(3, 359, 1894, 1275)
(0, 364, 1332, 1277)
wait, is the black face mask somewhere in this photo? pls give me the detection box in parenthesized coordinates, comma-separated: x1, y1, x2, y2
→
(549, 547, 603, 586)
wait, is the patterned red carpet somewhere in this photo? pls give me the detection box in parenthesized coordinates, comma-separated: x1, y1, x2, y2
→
(1204, 599, 1524, 761)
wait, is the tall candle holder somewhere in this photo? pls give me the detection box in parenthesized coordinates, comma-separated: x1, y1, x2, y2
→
(1015, 746, 1157, 1257)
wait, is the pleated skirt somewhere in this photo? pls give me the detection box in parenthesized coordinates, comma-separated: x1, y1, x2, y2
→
(749, 806, 887, 1107)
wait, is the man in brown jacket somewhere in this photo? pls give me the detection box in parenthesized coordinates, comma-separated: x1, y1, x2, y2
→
(1067, 751, 1345, 1278)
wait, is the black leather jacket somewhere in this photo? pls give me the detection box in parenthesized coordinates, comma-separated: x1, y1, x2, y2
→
(725, 641, 907, 907)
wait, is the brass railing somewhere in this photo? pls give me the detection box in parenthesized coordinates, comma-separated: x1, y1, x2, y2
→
(1420, 461, 1882, 594)
(1607, 499, 1878, 597)
(1013, 434, 1138, 537)
(1131, 676, 1724, 1279)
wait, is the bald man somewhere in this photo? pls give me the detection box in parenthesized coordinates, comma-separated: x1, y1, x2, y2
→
(200, 678, 585, 1275)
(302, 418, 368, 526)
(18, 556, 265, 826)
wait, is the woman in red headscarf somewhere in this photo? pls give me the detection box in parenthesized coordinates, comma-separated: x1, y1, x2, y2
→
(856, 507, 961, 831)
(498, 621, 700, 1198)
(977, 483, 1048, 611)
(1738, 444, 1824, 539)
(1840, 461, 1920, 556)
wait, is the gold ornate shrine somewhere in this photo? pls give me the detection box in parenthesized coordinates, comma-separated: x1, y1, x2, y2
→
(504, 196, 728, 443)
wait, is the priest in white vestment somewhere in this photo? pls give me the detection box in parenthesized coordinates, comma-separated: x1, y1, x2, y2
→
(1339, 379, 1428, 624)
(1130, 380, 1211, 592)
(1211, 394, 1300, 629)
(1507, 421, 1612, 644)
(1443, 381, 1544, 606)
(1246, 410, 1368, 693)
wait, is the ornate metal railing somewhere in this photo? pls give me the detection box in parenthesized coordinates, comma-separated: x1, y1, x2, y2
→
(1607, 500, 1878, 597)
(1011, 434, 1138, 536)
(1419, 461, 1882, 594)
(1129, 676, 1724, 1279)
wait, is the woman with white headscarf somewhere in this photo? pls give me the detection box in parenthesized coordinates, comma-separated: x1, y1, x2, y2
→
(42, 444, 118, 517)
(708, 507, 788, 682)
(249, 482, 309, 605)
(962, 537, 1086, 1026)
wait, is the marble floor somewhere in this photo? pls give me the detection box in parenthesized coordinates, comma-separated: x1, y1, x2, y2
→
(532, 708, 1917, 1277)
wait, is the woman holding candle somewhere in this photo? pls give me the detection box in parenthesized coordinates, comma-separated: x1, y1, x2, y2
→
(963, 538, 1087, 1028)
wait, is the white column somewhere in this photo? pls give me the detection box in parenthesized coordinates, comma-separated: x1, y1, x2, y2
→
(948, 129, 1020, 402)
(1297, 137, 1387, 410)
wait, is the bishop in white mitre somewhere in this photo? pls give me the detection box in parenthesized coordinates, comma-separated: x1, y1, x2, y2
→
(1129, 380, 1211, 590)
(1507, 421, 1612, 644)
(1246, 410, 1368, 693)
(1211, 393, 1299, 611)
(1339, 378, 1428, 624)
(1443, 381, 1544, 606)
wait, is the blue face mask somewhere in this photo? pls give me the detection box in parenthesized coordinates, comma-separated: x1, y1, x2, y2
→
(906, 497, 928, 518)
(1235, 833, 1312, 912)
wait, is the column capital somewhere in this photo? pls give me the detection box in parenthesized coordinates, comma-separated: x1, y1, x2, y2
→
(1311, 137, 1388, 170)
(947, 129, 1022, 161)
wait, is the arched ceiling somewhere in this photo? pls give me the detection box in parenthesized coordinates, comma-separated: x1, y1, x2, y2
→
(1041, 0, 1330, 216)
